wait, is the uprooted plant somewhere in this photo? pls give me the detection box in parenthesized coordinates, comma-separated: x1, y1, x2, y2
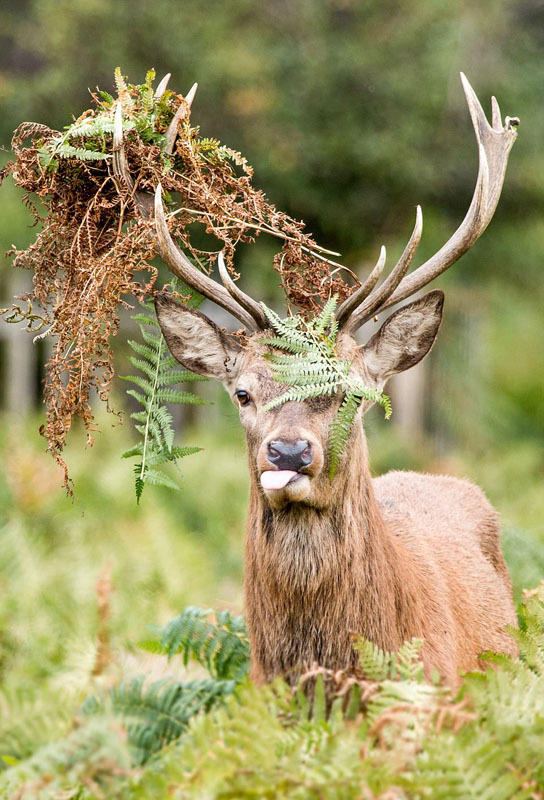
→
(1, 68, 354, 489)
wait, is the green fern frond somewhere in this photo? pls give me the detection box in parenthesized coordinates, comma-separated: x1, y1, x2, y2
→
(155, 389, 208, 405)
(44, 115, 135, 168)
(415, 727, 531, 800)
(114, 66, 134, 113)
(138, 68, 156, 113)
(395, 637, 426, 680)
(355, 638, 395, 682)
(260, 299, 392, 478)
(104, 677, 235, 764)
(51, 143, 111, 161)
(0, 716, 131, 798)
(328, 391, 361, 479)
(141, 606, 250, 682)
(122, 293, 207, 502)
(314, 294, 339, 336)
(354, 636, 425, 682)
(0, 687, 75, 763)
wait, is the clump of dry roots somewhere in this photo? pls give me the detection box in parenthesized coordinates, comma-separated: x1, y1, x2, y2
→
(0, 70, 356, 489)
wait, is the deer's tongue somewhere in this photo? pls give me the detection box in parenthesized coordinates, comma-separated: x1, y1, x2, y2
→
(260, 470, 298, 490)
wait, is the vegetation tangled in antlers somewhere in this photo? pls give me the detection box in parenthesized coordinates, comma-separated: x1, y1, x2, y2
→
(0, 69, 354, 488)
(260, 297, 392, 479)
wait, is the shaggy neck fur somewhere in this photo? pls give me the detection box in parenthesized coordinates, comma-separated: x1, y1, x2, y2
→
(244, 428, 431, 684)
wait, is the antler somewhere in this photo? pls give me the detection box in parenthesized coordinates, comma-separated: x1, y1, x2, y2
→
(112, 76, 265, 331)
(338, 73, 518, 334)
(153, 185, 265, 330)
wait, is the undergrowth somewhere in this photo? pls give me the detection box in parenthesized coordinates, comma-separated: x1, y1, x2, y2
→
(1, 585, 544, 799)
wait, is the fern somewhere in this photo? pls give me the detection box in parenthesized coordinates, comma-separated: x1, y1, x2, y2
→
(196, 136, 250, 170)
(355, 636, 425, 682)
(260, 298, 392, 478)
(5, 590, 544, 798)
(0, 686, 75, 763)
(140, 606, 250, 682)
(85, 676, 236, 765)
(121, 296, 208, 502)
(415, 727, 532, 800)
(79, 607, 250, 765)
(114, 65, 134, 113)
(0, 716, 132, 798)
(41, 115, 136, 172)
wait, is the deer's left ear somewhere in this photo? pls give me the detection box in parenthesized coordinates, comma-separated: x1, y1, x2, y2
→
(362, 290, 444, 386)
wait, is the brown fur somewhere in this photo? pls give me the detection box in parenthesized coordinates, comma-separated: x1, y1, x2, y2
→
(155, 291, 518, 688)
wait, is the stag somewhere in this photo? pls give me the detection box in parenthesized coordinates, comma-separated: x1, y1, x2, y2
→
(115, 74, 519, 687)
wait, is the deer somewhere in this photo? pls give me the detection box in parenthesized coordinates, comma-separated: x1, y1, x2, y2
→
(114, 73, 519, 688)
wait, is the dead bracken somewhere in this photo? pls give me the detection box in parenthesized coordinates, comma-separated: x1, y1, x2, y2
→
(0, 69, 355, 489)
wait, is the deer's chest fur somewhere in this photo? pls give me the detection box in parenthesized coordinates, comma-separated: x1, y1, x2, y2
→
(244, 488, 440, 684)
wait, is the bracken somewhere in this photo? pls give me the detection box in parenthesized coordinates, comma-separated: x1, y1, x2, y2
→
(0, 69, 355, 488)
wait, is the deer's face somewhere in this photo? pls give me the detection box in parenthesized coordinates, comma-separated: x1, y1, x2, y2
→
(227, 333, 370, 509)
(155, 291, 443, 510)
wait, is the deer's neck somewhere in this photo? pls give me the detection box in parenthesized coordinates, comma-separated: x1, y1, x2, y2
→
(244, 445, 425, 682)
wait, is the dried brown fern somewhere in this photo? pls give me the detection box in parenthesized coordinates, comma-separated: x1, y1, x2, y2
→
(1, 70, 356, 488)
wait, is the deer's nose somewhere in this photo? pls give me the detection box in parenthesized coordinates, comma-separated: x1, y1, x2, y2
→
(267, 439, 313, 472)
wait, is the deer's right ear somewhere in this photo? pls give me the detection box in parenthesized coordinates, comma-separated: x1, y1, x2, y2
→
(361, 290, 444, 387)
(154, 295, 243, 381)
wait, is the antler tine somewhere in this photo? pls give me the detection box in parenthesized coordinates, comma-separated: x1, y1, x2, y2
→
(342, 205, 423, 333)
(112, 102, 154, 216)
(185, 82, 198, 108)
(350, 73, 518, 326)
(491, 95, 501, 129)
(217, 252, 267, 328)
(165, 82, 198, 154)
(154, 185, 262, 331)
(154, 72, 171, 99)
(336, 246, 386, 326)
(112, 102, 134, 191)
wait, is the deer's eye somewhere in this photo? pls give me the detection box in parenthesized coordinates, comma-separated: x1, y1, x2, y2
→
(235, 390, 251, 407)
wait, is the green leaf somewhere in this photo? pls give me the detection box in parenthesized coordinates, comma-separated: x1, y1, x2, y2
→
(122, 302, 209, 501)
(144, 469, 180, 491)
(260, 299, 392, 479)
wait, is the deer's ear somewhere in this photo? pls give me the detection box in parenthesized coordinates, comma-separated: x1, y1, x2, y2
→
(362, 290, 444, 386)
(154, 295, 243, 381)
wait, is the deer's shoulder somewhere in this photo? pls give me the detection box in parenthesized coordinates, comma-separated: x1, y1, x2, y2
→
(373, 469, 498, 527)
(373, 470, 506, 576)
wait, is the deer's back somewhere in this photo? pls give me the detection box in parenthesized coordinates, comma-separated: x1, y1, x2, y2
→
(373, 470, 517, 670)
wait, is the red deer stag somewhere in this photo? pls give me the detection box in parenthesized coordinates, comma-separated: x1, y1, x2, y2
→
(116, 74, 519, 688)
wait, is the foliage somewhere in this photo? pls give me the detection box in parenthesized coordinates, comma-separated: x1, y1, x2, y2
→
(0, 716, 133, 798)
(0, 4, 544, 795)
(121, 294, 207, 501)
(1, 425, 544, 800)
(86, 675, 238, 766)
(355, 636, 425, 682)
(261, 297, 392, 477)
(140, 605, 249, 681)
(1, 67, 355, 489)
(82, 607, 250, 764)
(5, 584, 544, 798)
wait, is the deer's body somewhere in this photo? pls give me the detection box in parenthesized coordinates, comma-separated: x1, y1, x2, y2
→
(246, 457, 517, 686)
(151, 73, 519, 688)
